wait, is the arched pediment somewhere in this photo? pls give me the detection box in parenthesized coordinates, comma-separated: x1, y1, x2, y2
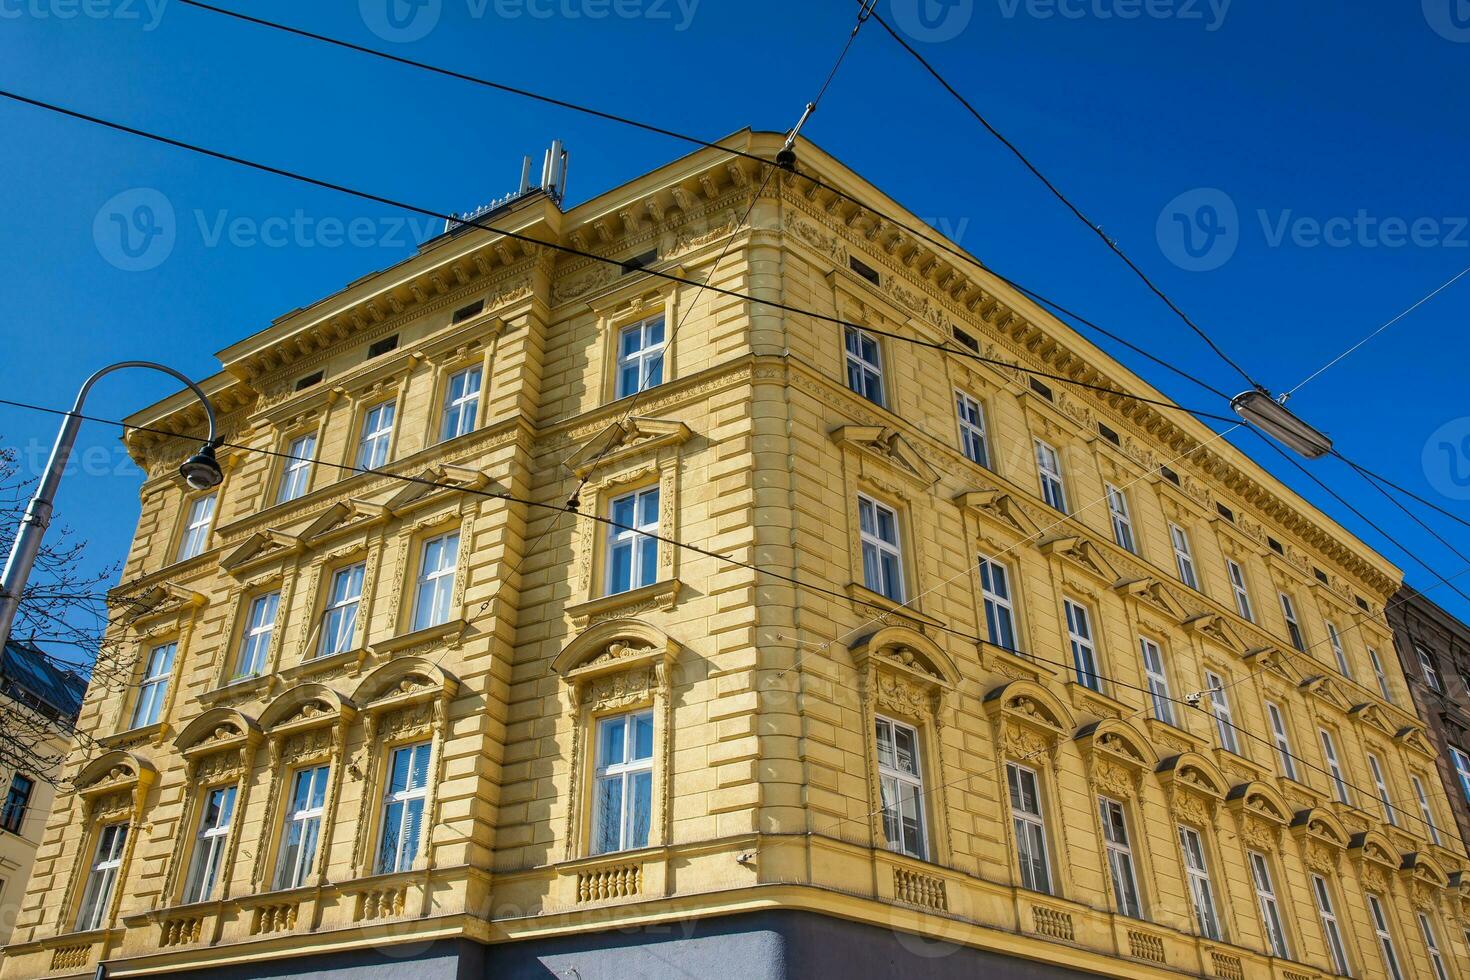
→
(75, 750, 156, 794)
(1349, 830, 1401, 869)
(1402, 851, 1452, 888)
(1075, 718, 1158, 770)
(1158, 751, 1229, 800)
(173, 708, 260, 755)
(351, 657, 458, 707)
(850, 626, 958, 689)
(552, 618, 679, 681)
(984, 680, 1075, 734)
(1226, 781, 1292, 824)
(1291, 807, 1352, 848)
(258, 683, 355, 733)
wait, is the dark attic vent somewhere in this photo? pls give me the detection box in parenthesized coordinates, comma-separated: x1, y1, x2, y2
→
(1215, 502, 1235, 523)
(1356, 596, 1371, 612)
(367, 334, 399, 359)
(1268, 536, 1285, 555)
(1314, 567, 1330, 585)
(452, 300, 485, 324)
(1098, 422, 1120, 446)
(1029, 378, 1053, 401)
(1160, 465, 1180, 486)
(621, 249, 657, 274)
(295, 371, 324, 391)
(849, 255, 881, 286)
(952, 326, 979, 353)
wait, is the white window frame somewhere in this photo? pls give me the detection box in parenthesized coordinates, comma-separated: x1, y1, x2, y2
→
(75, 823, 128, 931)
(1312, 874, 1351, 977)
(177, 493, 216, 561)
(591, 709, 655, 855)
(1178, 824, 1221, 940)
(130, 641, 176, 729)
(605, 486, 660, 597)
(1418, 644, 1443, 692)
(233, 591, 280, 680)
(1170, 523, 1198, 589)
(1320, 728, 1351, 804)
(439, 365, 482, 442)
(376, 741, 432, 874)
(843, 325, 885, 406)
(1367, 892, 1404, 980)
(182, 785, 236, 904)
(1226, 559, 1253, 621)
(1412, 774, 1442, 845)
(857, 495, 905, 602)
(979, 555, 1017, 651)
(1367, 753, 1399, 827)
(614, 314, 667, 399)
(1205, 671, 1239, 753)
(1419, 911, 1450, 980)
(875, 716, 928, 861)
(1248, 850, 1290, 959)
(1280, 593, 1306, 652)
(319, 562, 365, 657)
(356, 400, 396, 471)
(1098, 796, 1142, 918)
(1452, 747, 1470, 804)
(412, 531, 460, 631)
(1265, 701, 1298, 781)
(1007, 762, 1052, 895)
(1064, 599, 1100, 691)
(1140, 637, 1174, 726)
(276, 432, 316, 503)
(1106, 484, 1135, 553)
(1326, 621, 1351, 677)
(273, 764, 330, 891)
(955, 390, 989, 468)
(1368, 647, 1393, 702)
(1034, 439, 1067, 512)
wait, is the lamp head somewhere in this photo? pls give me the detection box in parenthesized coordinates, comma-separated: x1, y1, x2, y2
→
(179, 442, 223, 490)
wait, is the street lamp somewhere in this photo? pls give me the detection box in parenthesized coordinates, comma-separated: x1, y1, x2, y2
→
(1231, 389, 1334, 459)
(0, 361, 221, 651)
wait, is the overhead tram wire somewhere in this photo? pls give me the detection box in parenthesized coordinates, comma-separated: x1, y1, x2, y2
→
(173, 0, 1237, 406)
(862, 7, 1262, 393)
(0, 87, 1238, 427)
(1331, 452, 1470, 533)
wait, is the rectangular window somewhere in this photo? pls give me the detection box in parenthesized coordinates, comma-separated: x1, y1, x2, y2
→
(177, 493, 216, 561)
(1248, 850, 1289, 959)
(1452, 747, 1470, 804)
(1326, 621, 1351, 677)
(955, 391, 989, 468)
(1369, 647, 1393, 702)
(276, 433, 316, 503)
(1320, 729, 1351, 804)
(1099, 797, 1141, 918)
(75, 824, 127, 931)
(1368, 753, 1399, 827)
(1170, 523, 1198, 589)
(182, 785, 237, 904)
(1367, 893, 1404, 980)
(1064, 599, 1100, 691)
(1418, 645, 1443, 692)
(356, 401, 396, 471)
(1413, 774, 1442, 845)
(412, 531, 460, 631)
(130, 641, 176, 729)
(592, 710, 654, 855)
(1266, 701, 1298, 780)
(1106, 485, 1135, 553)
(1140, 637, 1174, 725)
(1280, 593, 1306, 652)
(1008, 763, 1051, 894)
(1034, 440, 1067, 512)
(274, 765, 330, 890)
(234, 591, 281, 680)
(439, 366, 482, 441)
(1313, 874, 1351, 976)
(1226, 560, 1253, 621)
(606, 487, 660, 596)
(319, 563, 365, 657)
(858, 495, 905, 602)
(1420, 912, 1450, 980)
(377, 741, 432, 874)
(876, 717, 927, 860)
(615, 315, 667, 398)
(1, 775, 34, 834)
(979, 556, 1017, 651)
(1205, 671, 1238, 753)
(1178, 825, 1220, 940)
(843, 326, 884, 406)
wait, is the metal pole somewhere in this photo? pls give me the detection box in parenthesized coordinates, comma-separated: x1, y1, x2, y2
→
(0, 361, 219, 651)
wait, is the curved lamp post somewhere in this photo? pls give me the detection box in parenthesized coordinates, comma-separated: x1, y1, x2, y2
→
(0, 361, 223, 651)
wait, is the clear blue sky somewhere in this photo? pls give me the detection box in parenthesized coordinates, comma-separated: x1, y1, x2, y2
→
(1, 0, 1467, 621)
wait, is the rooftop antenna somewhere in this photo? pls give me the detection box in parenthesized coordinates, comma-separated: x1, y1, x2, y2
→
(541, 139, 568, 204)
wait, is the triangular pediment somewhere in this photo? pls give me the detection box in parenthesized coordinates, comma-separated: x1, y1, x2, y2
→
(384, 463, 491, 515)
(1395, 725, 1436, 758)
(219, 528, 303, 573)
(565, 417, 692, 478)
(1185, 613, 1248, 654)
(1039, 535, 1122, 585)
(1115, 577, 1190, 622)
(1349, 702, 1397, 737)
(1243, 646, 1297, 681)
(298, 498, 390, 544)
(956, 489, 1042, 537)
(1301, 675, 1351, 712)
(831, 425, 940, 488)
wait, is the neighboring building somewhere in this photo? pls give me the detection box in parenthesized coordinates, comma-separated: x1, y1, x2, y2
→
(0, 640, 85, 946)
(4, 132, 1469, 980)
(1387, 584, 1470, 855)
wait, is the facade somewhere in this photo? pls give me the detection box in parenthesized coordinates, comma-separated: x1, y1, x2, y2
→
(1387, 584, 1470, 856)
(3, 132, 1470, 980)
(0, 640, 86, 947)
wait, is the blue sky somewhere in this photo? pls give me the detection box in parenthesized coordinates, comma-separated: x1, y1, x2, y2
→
(0, 0, 1467, 622)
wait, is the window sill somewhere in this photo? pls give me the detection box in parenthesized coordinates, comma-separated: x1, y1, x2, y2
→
(845, 583, 944, 631)
(979, 642, 1050, 683)
(1065, 681, 1129, 720)
(279, 646, 369, 684)
(370, 619, 469, 657)
(199, 673, 271, 707)
(568, 579, 681, 628)
(98, 721, 168, 750)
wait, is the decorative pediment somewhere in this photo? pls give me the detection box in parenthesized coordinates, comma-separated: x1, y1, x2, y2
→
(258, 683, 356, 734)
(955, 489, 1041, 537)
(1291, 807, 1352, 849)
(553, 618, 680, 684)
(1349, 830, 1402, 871)
(350, 657, 458, 710)
(121, 581, 208, 624)
(1184, 613, 1248, 655)
(173, 707, 260, 758)
(1114, 577, 1190, 623)
(1075, 718, 1157, 770)
(830, 425, 939, 489)
(1038, 535, 1122, 585)
(1394, 724, 1436, 758)
(1349, 702, 1398, 737)
(564, 417, 693, 479)
(74, 750, 157, 822)
(1226, 781, 1292, 825)
(1300, 675, 1352, 713)
(1158, 751, 1229, 801)
(1242, 646, 1296, 681)
(983, 680, 1075, 736)
(384, 463, 491, 515)
(219, 528, 303, 574)
(849, 626, 958, 690)
(1401, 851, 1452, 893)
(297, 498, 390, 544)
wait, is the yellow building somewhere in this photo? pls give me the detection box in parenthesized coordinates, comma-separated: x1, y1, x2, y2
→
(3, 132, 1468, 979)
